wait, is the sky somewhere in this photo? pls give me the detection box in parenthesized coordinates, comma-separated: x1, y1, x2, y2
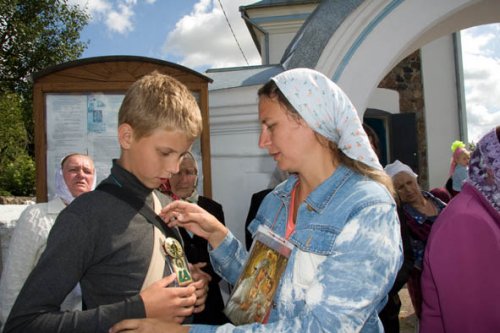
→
(460, 23, 500, 143)
(75, 0, 261, 70)
(72, 0, 499, 144)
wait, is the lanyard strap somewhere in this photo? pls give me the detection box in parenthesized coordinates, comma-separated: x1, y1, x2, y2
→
(97, 183, 182, 243)
(285, 181, 299, 240)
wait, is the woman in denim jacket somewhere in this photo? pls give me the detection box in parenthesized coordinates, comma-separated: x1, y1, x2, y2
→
(110, 68, 403, 333)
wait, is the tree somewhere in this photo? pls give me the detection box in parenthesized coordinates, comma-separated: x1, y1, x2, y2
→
(0, 0, 89, 94)
(0, 0, 89, 195)
(0, 92, 34, 196)
(0, 92, 27, 166)
(0, 0, 89, 140)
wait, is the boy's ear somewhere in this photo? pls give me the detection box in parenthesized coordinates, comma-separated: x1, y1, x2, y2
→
(118, 123, 134, 149)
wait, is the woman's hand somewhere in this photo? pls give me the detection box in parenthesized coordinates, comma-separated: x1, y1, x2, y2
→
(109, 318, 190, 333)
(161, 200, 228, 249)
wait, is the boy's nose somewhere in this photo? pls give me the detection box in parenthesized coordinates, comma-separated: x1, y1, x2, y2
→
(169, 161, 181, 175)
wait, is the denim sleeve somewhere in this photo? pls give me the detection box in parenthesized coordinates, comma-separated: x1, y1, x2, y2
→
(191, 203, 402, 333)
(209, 232, 248, 286)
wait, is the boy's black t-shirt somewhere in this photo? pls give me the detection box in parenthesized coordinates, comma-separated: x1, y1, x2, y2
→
(4, 160, 171, 333)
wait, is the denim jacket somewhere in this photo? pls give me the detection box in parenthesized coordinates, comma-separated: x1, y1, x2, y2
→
(191, 165, 402, 333)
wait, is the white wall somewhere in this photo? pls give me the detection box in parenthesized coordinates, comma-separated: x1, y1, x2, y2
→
(209, 86, 275, 244)
(366, 88, 400, 115)
(268, 32, 297, 64)
(421, 35, 461, 189)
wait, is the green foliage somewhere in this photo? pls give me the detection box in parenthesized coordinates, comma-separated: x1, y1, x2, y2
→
(0, 92, 35, 195)
(0, 0, 90, 95)
(0, 0, 89, 196)
(0, 92, 28, 166)
(0, 152, 36, 196)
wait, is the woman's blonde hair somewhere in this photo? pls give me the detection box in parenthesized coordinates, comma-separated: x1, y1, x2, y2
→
(118, 71, 202, 140)
(330, 141, 395, 197)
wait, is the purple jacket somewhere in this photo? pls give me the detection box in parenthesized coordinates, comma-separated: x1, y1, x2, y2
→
(420, 183, 500, 333)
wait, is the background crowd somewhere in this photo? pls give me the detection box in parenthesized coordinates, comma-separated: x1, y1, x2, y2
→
(0, 69, 497, 333)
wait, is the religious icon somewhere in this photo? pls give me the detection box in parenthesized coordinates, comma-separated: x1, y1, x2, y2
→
(224, 225, 293, 325)
(161, 237, 193, 286)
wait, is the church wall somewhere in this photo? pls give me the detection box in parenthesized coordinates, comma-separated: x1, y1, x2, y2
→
(421, 35, 462, 189)
(268, 32, 297, 64)
(209, 86, 274, 244)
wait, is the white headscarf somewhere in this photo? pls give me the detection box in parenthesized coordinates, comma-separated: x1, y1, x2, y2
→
(271, 68, 382, 170)
(55, 154, 97, 205)
(384, 160, 418, 179)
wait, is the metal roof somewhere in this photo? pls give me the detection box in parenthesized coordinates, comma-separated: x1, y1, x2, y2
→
(205, 64, 284, 90)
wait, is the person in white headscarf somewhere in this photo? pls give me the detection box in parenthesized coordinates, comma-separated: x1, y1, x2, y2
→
(0, 153, 95, 328)
(159, 152, 230, 325)
(110, 68, 402, 333)
(384, 159, 446, 321)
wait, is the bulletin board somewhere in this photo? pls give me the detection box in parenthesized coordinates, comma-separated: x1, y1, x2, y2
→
(32, 56, 213, 202)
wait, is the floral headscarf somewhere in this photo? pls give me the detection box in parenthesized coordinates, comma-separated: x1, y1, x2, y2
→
(271, 68, 382, 170)
(467, 128, 500, 211)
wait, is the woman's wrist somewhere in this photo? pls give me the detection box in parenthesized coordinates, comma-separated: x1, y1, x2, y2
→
(208, 225, 228, 249)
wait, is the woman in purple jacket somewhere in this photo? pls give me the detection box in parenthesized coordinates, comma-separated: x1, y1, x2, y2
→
(420, 126, 500, 333)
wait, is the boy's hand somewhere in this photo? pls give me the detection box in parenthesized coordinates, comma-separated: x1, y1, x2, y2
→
(109, 318, 189, 333)
(161, 201, 228, 248)
(189, 262, 212, 283)
(139, 274, 196, 323)
(189, 263, 211, 313)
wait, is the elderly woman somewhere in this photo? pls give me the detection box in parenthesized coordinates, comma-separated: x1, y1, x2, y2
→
(0, 153, 96, 327)
(159, 152, 229, 325)
(420, 127, 500, 333)
(384, 160, 446, 319)
(111, 68, 402, 333)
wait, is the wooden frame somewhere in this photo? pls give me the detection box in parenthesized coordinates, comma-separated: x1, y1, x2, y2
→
(33, 56, 213, 202)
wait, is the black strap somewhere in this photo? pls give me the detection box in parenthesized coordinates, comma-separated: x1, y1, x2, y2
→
(97, 183, 181, 243)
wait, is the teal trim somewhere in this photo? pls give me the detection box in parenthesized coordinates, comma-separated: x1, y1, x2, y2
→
(249, 13, 312, 24)
(332, 0, 404, 82)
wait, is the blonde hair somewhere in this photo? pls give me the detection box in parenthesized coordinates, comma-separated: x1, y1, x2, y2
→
(332, 142, 395, 197)
(118, 71, 202, 140)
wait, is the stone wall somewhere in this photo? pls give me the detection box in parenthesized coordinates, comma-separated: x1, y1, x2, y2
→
(379, 50, 429, 189)
(0, 196, 35, 205)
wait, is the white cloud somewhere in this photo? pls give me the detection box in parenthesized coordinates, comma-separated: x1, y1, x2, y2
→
(105, 1, 135, 34)
(69, 0, 111, 16)
(69, 0, 154, 35)
(461, 23, 500, 143)
(162, 0, 261, 70)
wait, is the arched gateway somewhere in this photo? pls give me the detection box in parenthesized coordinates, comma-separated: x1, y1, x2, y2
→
(207, 0, 500, 244)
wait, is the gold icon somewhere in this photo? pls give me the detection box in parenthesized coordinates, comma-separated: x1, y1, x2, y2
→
(161, 237, 193, 286)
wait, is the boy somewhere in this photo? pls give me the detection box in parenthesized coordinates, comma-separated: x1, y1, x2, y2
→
(4, 72, 208, 332)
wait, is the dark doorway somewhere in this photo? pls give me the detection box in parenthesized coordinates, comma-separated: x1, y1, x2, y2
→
(364, 109, 419, 173)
